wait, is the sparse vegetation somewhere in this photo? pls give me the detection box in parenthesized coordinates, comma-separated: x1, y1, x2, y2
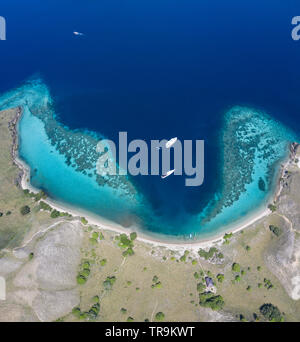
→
(180, 250, 189, 262)
(199, 292, 224, 311)
(197, 283, 206, 292)
(198, 247, 223, 261)
(223, 232, 233, 244)
(263, 278, 274, 290)
(39, 201, 52, 211)
(50, 209, 60, 218)
(76, 260, 91, 285)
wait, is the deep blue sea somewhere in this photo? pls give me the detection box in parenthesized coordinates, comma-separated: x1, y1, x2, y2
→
(1, 1, 300, 240)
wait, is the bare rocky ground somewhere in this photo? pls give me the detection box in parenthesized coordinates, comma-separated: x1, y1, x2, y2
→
(0, 222, 83, 321)
(264, 147, 300, 301)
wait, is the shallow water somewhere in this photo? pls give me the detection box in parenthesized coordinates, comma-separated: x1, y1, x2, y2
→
(0, 1, 300, 239)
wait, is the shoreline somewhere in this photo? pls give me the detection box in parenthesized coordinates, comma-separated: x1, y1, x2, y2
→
(9, 106, 293, 251)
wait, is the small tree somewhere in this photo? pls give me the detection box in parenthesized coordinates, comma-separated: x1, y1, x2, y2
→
(232, 263, 241, 272)
(260, 303, 283, 322)
(20, 205, 30, 216)
(130, 232, 137, 241)
(269, 225, 281, 237)
(268, 204, 277, 212)
(155, 312, 165, 321)
(217, 274, 225, 283)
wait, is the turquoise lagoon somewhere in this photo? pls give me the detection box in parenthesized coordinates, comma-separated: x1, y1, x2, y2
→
(0, 79, 297, 241)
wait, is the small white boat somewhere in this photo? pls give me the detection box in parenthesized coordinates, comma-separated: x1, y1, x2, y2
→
(161, 169, 175, 179)
(73, 31, 84, 36)
(166, 137, 177, 149)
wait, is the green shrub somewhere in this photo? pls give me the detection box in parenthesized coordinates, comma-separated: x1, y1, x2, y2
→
(103, 276, 116, 290)
(152, 275, 158, 283)
(235, 275, 241, 282)
(39, 201, 52, 211)
(120, 308, 127, 314)
(217, 274, 224, 283)
(268, 204, 277, 212)
(81, 217, 88, 225)
(127, 317, 134, 322)
(151, 281, 162, 289)
(123, 247, 134, 257)
(198, 247, 219, 260)
(269, 225, 281, 237)
(92, 296, 100, 303)
(34, 190, 46, 202)
(180, 250, 189, 262)
(199, 292, 224, 311)
(130, 232, 137, 241)
(223, 232, 233, 244)
(194, 272, 200, 279)
(217, 252, 224, 259)
(72, 307, 81, 318)
(100, 259, 107, 266)
(50, 209, 60, 218)
(79, 312, 88, 320)
(232, 263, 241, 272)
(20, 205, 30, 216)
(92, 232, 99, 239)
(264, 278, 274, 290)
(119, 234, 133, 248)
(197, 283, 206, 292)
(90, 237, 98, 244)
(260, 303, 283, 322)
(155, 312, 165, 321)
(28, 252, 34, 261)
(88, 303, 100, 319)
(82, 261, 90, 269)
(80, 269, 90, 277)
(77, 275, 87, 285)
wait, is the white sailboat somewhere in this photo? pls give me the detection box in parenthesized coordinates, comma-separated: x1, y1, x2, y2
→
(73, 31, 84, 36)
(166, 137, 177, 148)
(161, 169, 175, 179)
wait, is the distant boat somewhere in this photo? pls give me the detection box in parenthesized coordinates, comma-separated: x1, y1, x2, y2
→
(155, 137, 177, 150)
(73, 31, 84, 36)
(161, 169, 175, 179)
(166, 137, 177, 148)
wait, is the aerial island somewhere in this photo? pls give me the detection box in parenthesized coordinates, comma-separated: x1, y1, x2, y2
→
(0, 100, 300, 322)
